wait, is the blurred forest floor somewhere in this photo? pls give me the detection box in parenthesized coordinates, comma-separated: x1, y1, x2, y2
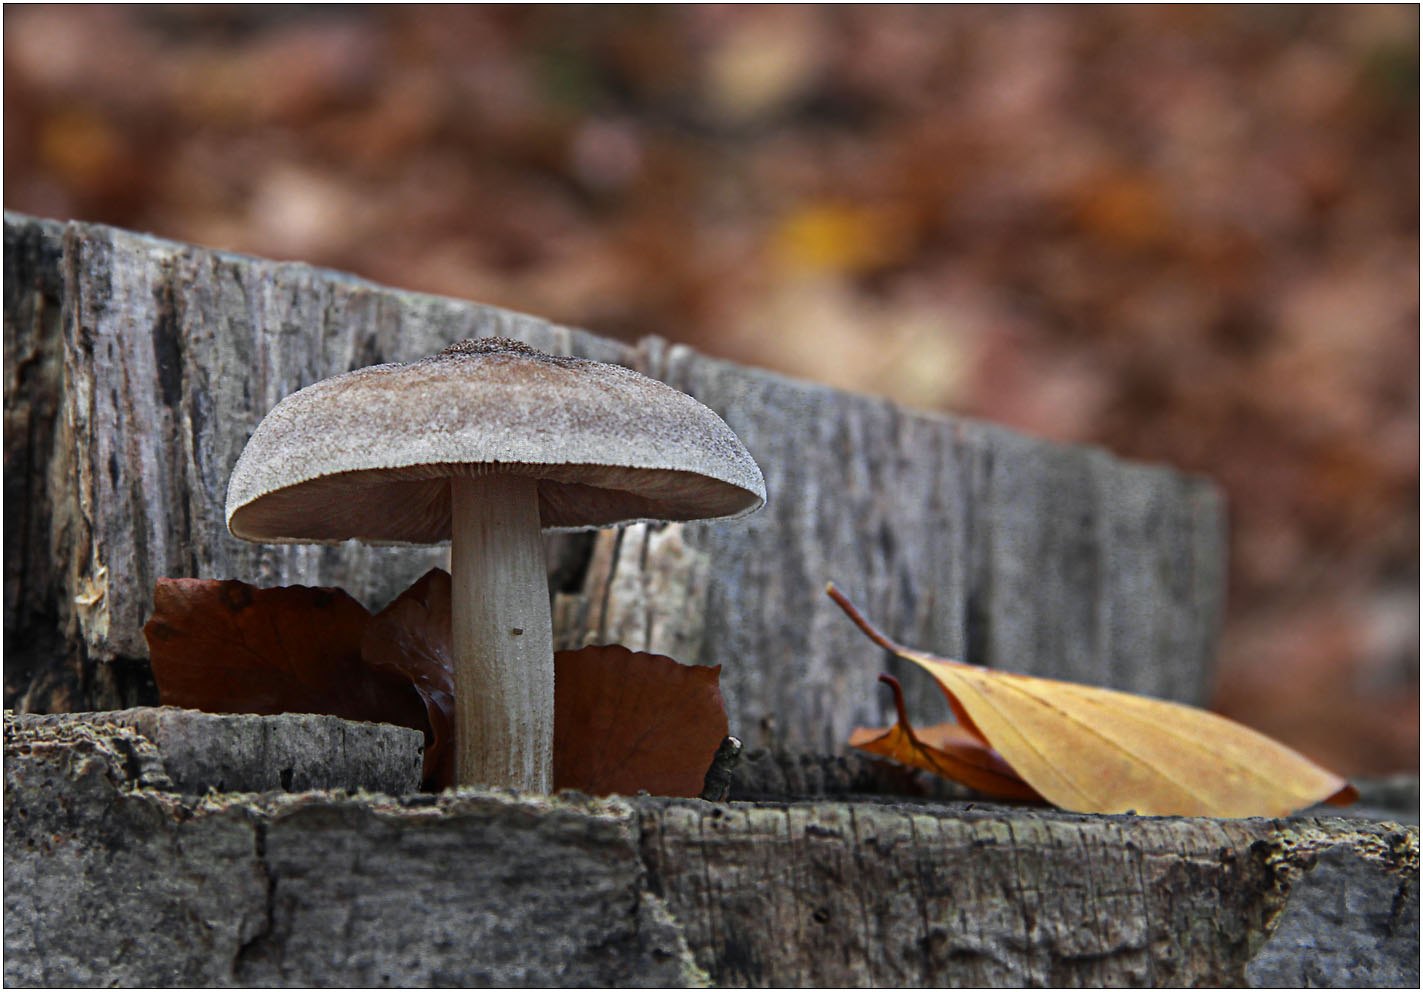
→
(5, 5, 1417, 775)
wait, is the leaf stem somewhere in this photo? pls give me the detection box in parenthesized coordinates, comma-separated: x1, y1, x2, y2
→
(824, 582, 906, 655)
(877, 673, 922, 747)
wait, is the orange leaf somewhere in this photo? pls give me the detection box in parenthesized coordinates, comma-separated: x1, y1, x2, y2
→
(554, 644, 728, 798)
(361, 569, 456, 790)
(851, 674, 1041, 802)
(830, 584, 1356, 817)
(144, 578, 426, 733)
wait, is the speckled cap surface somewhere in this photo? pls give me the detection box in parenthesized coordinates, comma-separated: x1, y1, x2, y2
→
(226, 338, 767, 544)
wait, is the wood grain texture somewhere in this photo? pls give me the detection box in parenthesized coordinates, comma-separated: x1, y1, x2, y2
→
(3, 713, 703, 988)
(553, 521, 713, 658)
(5, 712, 1416, 988)
(3, 215, 92, 710)
(8, 707, 423, 795)
(4, 213, 1225, 751)
(643, 341, 1224, 749)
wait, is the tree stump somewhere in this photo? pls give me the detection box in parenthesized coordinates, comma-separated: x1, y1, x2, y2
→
(4, 711, 1417, 988)
(4, 212, 1224, 751)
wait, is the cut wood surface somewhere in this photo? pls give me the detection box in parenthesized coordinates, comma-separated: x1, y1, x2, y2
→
(4, 212, 1225, 751)
(4, 711, 1417, 988)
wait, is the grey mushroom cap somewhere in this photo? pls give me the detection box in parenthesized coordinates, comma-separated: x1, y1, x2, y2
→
(225, 337, 767, 544)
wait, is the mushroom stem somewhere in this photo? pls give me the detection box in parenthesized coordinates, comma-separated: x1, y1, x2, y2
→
(450, 473, 554, 791)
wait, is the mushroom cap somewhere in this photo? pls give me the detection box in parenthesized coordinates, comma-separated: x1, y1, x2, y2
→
(225, 338, 767, 544)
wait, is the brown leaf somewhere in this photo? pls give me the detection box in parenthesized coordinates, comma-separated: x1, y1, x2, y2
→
(830, 584, 1356, 817)
(850, 674, 1041, 802)
(361, 568, 456, 789)
(146, 572, 731, 798)
(554, 644, 728, 798)
(144, 578, 426, 733)
(361, 571, 730, 795)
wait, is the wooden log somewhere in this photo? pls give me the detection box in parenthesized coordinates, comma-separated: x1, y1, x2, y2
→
(6, 707, 423, 795)
(3, 212, 1225, 751)
(4, 711, 1416, 988)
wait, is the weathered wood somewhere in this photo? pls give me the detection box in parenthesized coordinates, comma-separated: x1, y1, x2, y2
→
(3, 216, 95, 712)
(552, 521, 713, 659)
(649, 342, 1227, 751)
(3, 212, 1226, 751)
(5, 712, 1416, 988)
(1245, 843, 1421, 988)
(7, 707, 423, 795)
(3, 712, 703, 988)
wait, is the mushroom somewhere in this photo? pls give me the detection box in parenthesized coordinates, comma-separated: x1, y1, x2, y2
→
(225, 337, 765, 792)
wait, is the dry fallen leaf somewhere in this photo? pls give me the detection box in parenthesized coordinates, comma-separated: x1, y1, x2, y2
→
(361, 573, 731, 796)
(850, 674, 1041, 802)
(145, 572, 729, 797)
(361, 568, 456, 790)
(554, 644, 728, 798)
(830, 583, 1357, 817)
(145, 577, 427, 733)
